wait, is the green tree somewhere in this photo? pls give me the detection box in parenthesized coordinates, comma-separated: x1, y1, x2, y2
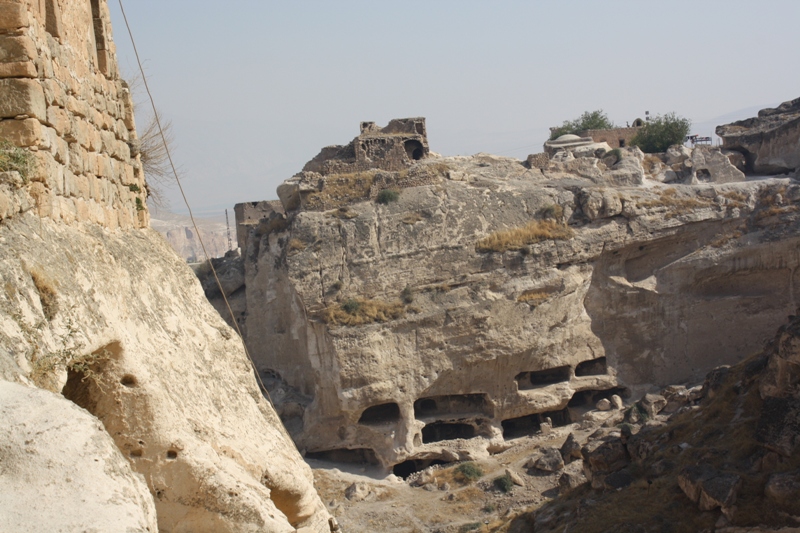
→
(549, 110, 616, 140)
(630, 112, 691, 153)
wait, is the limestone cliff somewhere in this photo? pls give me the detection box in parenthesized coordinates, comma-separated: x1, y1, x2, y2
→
(717, 96, 800, 175)
(0, 1, 329, 531)
(235, 136, 800, 475)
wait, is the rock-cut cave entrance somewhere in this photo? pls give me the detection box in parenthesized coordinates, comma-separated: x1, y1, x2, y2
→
(392, 457, 453, 479)
(358, 402, 401, 426)
(421, 422, 476, 443)
(305, 448, 379, 465)
(515, 365, 572, 390)
(404, 139, 424, 160)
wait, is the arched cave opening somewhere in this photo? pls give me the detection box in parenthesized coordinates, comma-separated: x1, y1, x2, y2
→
(358, 402, 401, 425)
(404, 139, 424, 160)
(501, 413, 540, 440)
(515, 365, 572, 390)
(392, 458, 451, 479)
(421, 422, 475, 443)
(305, 448, 379, 465)
(575, 357, 608, 377)
(413, 393, 492, 419)
(696, 169, 712, 182)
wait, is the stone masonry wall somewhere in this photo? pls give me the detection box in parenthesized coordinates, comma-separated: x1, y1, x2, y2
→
(579, 126, 641, 148)
(0, 0, 146, 230)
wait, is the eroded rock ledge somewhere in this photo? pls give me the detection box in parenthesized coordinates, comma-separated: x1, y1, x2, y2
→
(232, 143, 800, 476)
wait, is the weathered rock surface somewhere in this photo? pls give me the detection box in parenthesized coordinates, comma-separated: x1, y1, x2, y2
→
(0, 381, 158, 532)
(717, 96, 800, 174)
(0, 0, 330, 529)
(0, 214, 329, 532)
(233, 142, 800, 472)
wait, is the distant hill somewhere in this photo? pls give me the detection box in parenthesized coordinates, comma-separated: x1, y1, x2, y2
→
(149, 208, 232, 262)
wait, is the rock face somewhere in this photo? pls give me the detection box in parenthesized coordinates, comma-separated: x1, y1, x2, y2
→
(232, 132, 800, 473)
(716, 96, 800, 175)
(0, 381, 158, 532)
(0, 1, 329, 531)
(150, 208, 230, 261)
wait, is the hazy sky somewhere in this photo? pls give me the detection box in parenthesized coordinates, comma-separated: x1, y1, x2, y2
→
(107, 1, 800, 218)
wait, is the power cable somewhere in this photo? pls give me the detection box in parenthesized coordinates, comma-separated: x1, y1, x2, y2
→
(116, 0, 273, 405)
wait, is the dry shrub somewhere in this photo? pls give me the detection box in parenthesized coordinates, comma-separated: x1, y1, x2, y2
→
(402, 212, 423, 225)
(287, 238, 306, 253)
(305, 171, 376, 210)
(328, 207, 359, 220)
(517, 290, 550, 305)
(755, 204, 798, 221)
(30, 270, 58, 320)
(638, 188, 714, 217)
(476, 220, 574, 253)
(323, 298, 406, 326)
(642, 154, 664, 175)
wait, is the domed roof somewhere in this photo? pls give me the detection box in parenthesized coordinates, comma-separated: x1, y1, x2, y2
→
(555, 134, 583, 142)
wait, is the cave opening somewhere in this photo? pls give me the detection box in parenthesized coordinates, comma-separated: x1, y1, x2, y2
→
(421, 422, 476, 443)
(358, 402, 401, 425)
(404, 139, 424, 160)
(305, 448, 379, 465)
(575, 357, 608, 377)
(392, 458, 451, 479)
(414, 393, 492, 419)
(515, 365, 572, 390)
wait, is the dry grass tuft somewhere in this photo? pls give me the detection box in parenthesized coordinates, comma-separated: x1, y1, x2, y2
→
(638, 188, 714, 217)
(30, 270, 58, 320)
(328, 207, 359, 220)
(476, 220, 574, 253)
(287, 238, 306, 253)
(402, 212, 423, 225)
(322, 298, 406, 326)
(642, 154, 664, 175)
(517, 290, 550, 305)
(304, 170, 377, 210)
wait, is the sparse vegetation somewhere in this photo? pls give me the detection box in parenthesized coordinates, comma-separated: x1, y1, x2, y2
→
(631, 112, 691, 153)
(401, 286, 414, 304)
(459, 523, 481, 532)
(642, 154, 664, 175)
(304, 170, 376, 211)
(323, 298, 406, 326)
(455, 462, 483, 483)
(603, 147, 623, 166)
(539, 204, 563, 221)
(287, 238, 306, 253)
(30, 270, 58, 320)
(329, 207, 359, 220)
(517, 290, 550, 305)
(128, 184, 141, 193)
(135, 197, 145, 211)
(476, 220, 574, 253)
(376, 189, 400, 204)
(0, 139, 35, 181)
(493, 473, 514, 493)
(549, 110, 617, 140)
(637, 187, 714, 217)
(330, 280, 343, 292)
(402, 212, 423, 224)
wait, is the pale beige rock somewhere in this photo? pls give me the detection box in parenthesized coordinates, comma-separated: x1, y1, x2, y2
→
(0, 214, 330, 532)
(596, 398, 611, 411)
(0, 381, 158, 533)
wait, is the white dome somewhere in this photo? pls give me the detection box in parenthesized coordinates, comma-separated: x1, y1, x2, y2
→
(555, 134, 582, 142)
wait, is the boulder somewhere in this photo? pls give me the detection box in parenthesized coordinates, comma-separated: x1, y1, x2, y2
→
(505, 468, 526, 487)
(698, 473, 742, 513)
(558, 471, 586, 493)
(610, 394, 624, 410)
(344, 482, 372, 502)
(665, 144, 692, 166)
(756, 396, 800, 457)
(765, 471, 800, 507)
(560, 433, 582, 464)
(531, 447, 565, 472)
(638, 394, 668, 418)
(0, 381, 158, 533)
(581, 438, 629, 487)
(596, 398, 611, 411)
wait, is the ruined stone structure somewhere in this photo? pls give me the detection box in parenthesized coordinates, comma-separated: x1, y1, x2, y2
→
(302, 117, 429, 176)
(716, 96, 800, 175)
(578, 124, 642, 148)
(234, 199, 285, 250)
(0, 2, 329, 531)
(227, 132, 799, 478)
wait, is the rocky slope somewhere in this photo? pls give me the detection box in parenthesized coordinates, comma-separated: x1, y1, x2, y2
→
(509, 311, 800, 533)
(231, 142, 800, 475)
(150, 208, 231, 261)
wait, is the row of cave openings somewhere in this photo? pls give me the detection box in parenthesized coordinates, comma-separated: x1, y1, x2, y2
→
(308, 357, 627, 478)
